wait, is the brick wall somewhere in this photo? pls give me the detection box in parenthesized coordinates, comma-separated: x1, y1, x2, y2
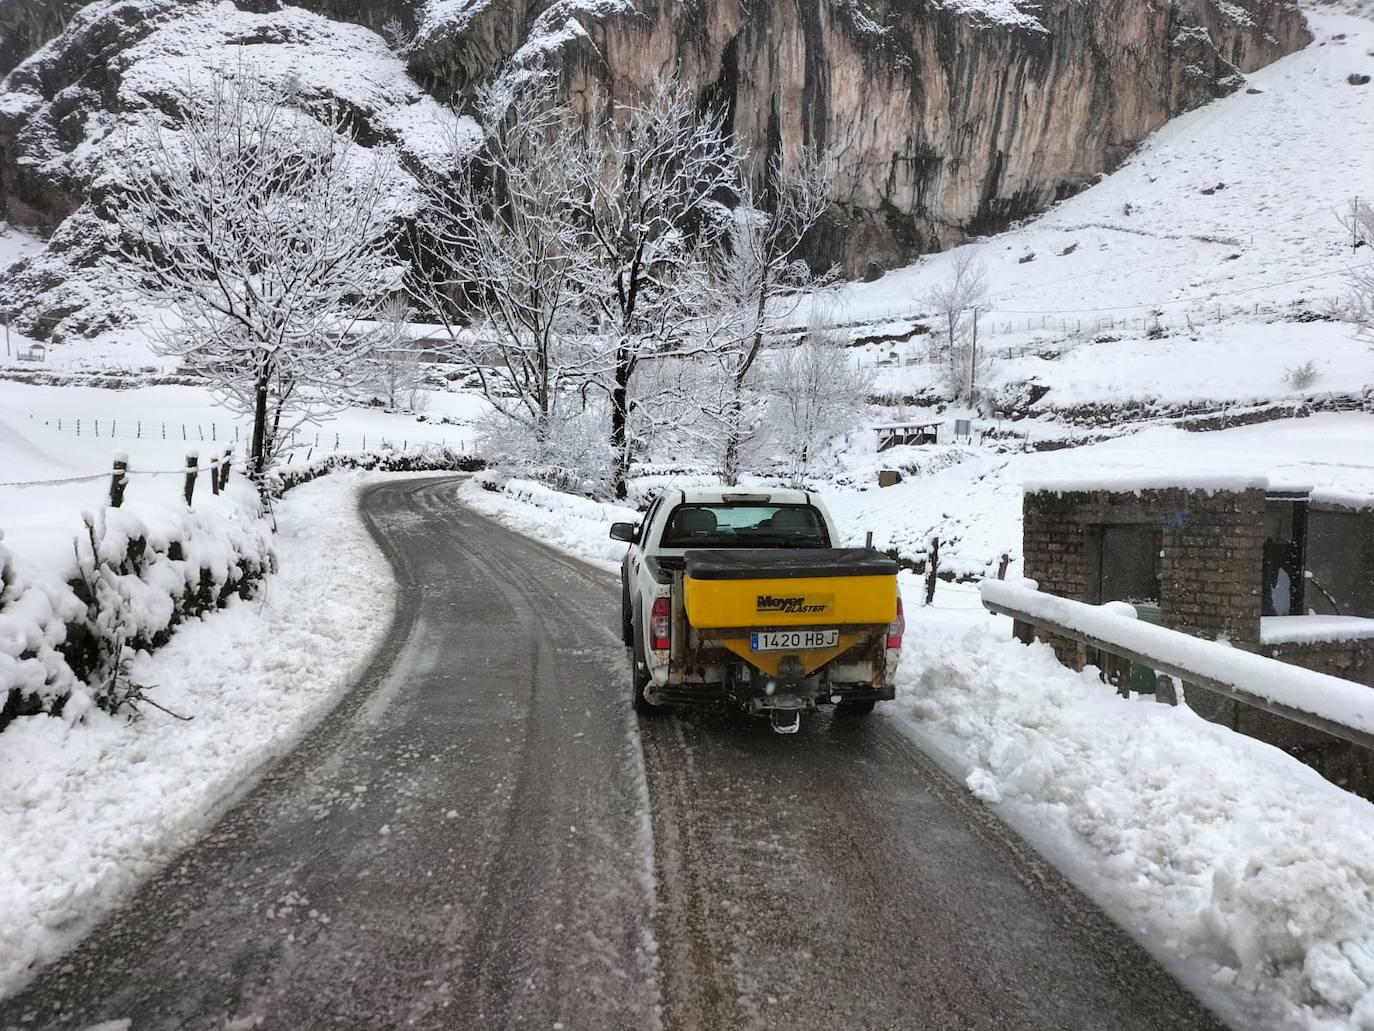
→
(1021, 486, 1265, 652)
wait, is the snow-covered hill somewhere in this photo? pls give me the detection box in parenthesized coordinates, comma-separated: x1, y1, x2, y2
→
(837, 6, 1374, 413)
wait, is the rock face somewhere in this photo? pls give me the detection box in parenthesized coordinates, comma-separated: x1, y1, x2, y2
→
(404, 0, 1310, 275)
(0, 0, 458, 338)
(0, 0, 1311, 325)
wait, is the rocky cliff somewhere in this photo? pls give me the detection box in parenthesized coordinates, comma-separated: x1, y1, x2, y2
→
(0, 0, 1311, 333)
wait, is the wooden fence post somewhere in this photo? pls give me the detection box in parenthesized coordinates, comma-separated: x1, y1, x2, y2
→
(184, 450, 199, 506)
(110, 450, 128, 508)
(219, 447, 232, 491)
(209, 452, 221, 495)
(924, 537, 940, 605)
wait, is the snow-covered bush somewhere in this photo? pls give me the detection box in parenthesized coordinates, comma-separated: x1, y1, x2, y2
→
(476, 405, 613, 496)
(0, 488, 273, 730)
(264, 444, 485, 496)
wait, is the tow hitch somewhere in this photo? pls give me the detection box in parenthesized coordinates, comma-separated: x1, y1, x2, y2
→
(769, 710, 801, 734)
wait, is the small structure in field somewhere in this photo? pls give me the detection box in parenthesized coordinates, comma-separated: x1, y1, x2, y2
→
(1019, 476, 1374, 788)
(874, 420, 941, 451)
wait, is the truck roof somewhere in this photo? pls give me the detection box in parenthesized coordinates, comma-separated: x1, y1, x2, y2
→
(676, 487, 814, 505)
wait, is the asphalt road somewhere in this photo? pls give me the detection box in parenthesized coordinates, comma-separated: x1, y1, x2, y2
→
(0, 477, 1227, 1031)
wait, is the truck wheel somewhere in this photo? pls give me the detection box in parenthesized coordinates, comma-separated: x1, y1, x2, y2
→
(621, 582, 633, 645)
(837, 699, 875, 716)
(630, 646, 659, 716)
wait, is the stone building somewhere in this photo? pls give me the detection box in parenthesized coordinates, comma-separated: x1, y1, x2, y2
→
(1018, 476, 1374, 790)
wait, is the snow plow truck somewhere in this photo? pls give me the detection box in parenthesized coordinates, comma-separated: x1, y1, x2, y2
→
(611, 488, 903, 734)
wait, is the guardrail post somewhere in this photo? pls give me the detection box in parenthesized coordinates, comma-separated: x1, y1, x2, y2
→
(184, 450, 199, 506)
(924, 537, 940, 605)
(110, 450, 128, 508)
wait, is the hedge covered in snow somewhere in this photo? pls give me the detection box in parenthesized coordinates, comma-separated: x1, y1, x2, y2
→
(0, 485, 273, 730)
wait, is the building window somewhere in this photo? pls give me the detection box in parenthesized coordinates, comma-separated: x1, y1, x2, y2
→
(1099, 524, 1162, 606)
(1306, 509, 1373, 617)
(1263, 497, 1308, 617)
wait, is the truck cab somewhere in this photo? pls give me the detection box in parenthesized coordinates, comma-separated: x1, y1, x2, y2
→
(611, 489, 903, 733)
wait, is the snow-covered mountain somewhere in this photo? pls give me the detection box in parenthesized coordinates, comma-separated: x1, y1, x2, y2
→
(0, 0, 1311, 336)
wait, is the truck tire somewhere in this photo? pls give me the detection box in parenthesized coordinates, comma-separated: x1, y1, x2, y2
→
(620, 580, 633, 645)
(629, 617, 660, 716)
(837, 699, 876, 716)
(630, 645, 659, 716)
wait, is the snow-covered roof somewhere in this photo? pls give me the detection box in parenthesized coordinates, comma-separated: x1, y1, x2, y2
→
(1023, 474, 1270, 496)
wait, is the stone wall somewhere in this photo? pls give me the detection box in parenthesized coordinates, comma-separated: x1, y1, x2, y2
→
(1019, 485, 1265, 658)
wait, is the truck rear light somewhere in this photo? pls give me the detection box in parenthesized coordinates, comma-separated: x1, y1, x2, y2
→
(650, 597, 672, 651)
(886, 598, 905, 650)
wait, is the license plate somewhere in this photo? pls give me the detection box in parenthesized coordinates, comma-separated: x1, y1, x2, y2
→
(750, 629, 839, 652)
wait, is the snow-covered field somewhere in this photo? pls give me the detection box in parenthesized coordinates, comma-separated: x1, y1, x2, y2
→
(0, 470, 400, 1001)
(462, 476, 1374, 1031)
(826, 412, 1374, 577)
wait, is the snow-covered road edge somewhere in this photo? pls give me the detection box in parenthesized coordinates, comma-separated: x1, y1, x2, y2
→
(0, 471, 420, 1001)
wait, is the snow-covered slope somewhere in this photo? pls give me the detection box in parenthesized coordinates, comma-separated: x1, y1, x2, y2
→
(837, 6, 1374, 411)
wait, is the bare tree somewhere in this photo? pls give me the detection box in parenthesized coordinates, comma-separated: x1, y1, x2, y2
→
(925, 249, 989, 404)
(107, 69, 407, 474)
(1336, 197, 1373, 340)
(366, 300, 429, 413)
(763, 309, 873, 487)
(571, 79, 741, 498)
(413, 74, 596, 450)
(711, 150, 835, 484)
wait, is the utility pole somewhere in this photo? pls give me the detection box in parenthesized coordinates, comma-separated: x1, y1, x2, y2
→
(969, 307, 979, 401)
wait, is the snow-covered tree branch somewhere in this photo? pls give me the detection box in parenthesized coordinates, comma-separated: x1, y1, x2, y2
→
(709, 149, 836, 483)
(105, 68, 410, 474)
(763, 310, 873, 486)
(412, 74, 598, 451)
(1337, 197, 1373, 341)
(570, 79, 742, 498)
(926, 249, 990, 404)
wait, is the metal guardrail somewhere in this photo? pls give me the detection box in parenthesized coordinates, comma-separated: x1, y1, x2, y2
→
(980, 582, 1374, 754)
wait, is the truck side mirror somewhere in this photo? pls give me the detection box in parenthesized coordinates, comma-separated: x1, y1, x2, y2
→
(609, 521, 638, 543)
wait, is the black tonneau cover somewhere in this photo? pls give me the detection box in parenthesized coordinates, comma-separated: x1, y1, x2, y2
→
(684, 548, 898, 581)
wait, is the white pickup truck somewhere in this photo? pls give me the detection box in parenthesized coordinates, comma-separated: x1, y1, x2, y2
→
(611, 488, 903, 733)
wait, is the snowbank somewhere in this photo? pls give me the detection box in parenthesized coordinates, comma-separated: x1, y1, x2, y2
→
(981, 579, 1374, 737)
(0, 471, 395, 1001)
(458, 476, 638, 574)
(893, 597, 1374, 1031)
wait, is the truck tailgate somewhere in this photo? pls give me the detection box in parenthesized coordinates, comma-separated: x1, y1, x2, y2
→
(682, 549, 898, 677)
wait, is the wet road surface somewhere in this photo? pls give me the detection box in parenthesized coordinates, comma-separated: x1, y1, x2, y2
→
(0, 477, 1226, 1030)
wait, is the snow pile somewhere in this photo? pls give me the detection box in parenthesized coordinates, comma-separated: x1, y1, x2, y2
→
(0, 476, 271, 721)
(0, 472, 395, 1001)
(893, 602, 1374, 1029)
(936, 0, 1047, 31)
(981, 579, 1374, 735)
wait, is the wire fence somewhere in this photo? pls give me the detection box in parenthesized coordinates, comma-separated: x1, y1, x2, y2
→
(15, 414, 474, 458)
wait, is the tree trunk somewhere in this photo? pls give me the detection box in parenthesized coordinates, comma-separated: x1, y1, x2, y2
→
(610, 340, 632, 499)
(250, 357, 270, 475)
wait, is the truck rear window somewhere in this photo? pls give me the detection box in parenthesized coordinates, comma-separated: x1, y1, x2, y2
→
(660, 504, 831, 549)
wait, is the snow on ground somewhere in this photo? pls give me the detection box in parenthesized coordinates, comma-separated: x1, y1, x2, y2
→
(463, 475, 1374, 1030)
(0, 470, 400, 1001)
(834, 7, 1374, 410)
(824, 412, 1374, 577)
